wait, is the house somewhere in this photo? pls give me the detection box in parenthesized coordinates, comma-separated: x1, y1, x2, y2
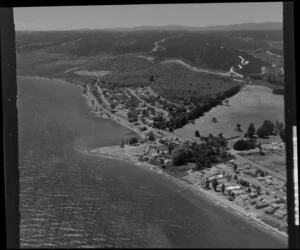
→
(274, 209, 287, 219)
(244, 169, 257, 178)
(256, 200, 269, 209)
(231, 189, 245, 196)
(264, 206, 279, 214)
(226, 185, 242, 191)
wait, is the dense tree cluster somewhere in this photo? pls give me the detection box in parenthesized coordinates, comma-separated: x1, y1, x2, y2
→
(171, 133, 230, 169)
(256, 125, 269, 138)
(172, 145, 193, 166)
(256, 120, 276, 138)
(243, 120, 285, 142)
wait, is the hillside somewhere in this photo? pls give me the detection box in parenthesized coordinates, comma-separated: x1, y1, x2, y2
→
(16, 27, 284, 94)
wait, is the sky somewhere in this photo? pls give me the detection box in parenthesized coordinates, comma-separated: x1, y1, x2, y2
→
(14, 2, 283, 31)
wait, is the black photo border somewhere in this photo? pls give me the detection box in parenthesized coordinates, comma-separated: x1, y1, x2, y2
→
(1, 1, 299, 249)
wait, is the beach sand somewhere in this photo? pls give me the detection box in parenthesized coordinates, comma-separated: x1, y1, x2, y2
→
(78, 142, 288, 244)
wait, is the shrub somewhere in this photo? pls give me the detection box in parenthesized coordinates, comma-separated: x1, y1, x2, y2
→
(233, 139, 256, 151)
(195, 130, 200, 137)
(128, 136, 139, 145)
(236, 123, 242, 132)
(148, 131, 156, 141)
(149, 75, 155, 82)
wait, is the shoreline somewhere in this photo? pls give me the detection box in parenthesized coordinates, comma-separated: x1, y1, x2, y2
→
(18, 75, 78, 87)
(20, 75, 288, 244)
(19, 75, 147, 140)
(83, 84, 146, 140)
(78, 144, 288, 244)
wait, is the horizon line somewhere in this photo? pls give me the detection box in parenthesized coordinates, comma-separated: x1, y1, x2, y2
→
(15, 21, 283, 32)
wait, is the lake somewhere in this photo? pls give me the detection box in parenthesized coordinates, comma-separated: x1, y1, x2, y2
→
(175, 85, 284, 139)
(18, 77, 287, 248)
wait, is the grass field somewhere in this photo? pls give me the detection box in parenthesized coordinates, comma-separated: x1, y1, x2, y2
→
(99, 61, 241, 101)
(245, 152, 286, 177)
(174, 85, 284, 138)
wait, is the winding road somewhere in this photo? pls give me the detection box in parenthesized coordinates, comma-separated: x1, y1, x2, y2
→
(150, 34, 184, 53)
(149, 36, 246, 80)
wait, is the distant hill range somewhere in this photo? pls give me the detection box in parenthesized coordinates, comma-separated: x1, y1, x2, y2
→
(16, 22, 282, 33)
(104, 22, 283, 32)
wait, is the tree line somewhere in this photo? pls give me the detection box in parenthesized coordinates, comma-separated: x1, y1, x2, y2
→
(153, 85, 241, 131)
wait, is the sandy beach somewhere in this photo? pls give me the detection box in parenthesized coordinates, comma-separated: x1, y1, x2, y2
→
(77, 142, 288, 244)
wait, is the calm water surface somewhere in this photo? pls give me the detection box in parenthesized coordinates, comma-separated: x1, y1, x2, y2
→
(18, 77, 287, 248)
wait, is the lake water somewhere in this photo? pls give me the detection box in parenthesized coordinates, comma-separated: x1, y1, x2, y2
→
(175, 85, 284, 139)
(18, 77, 287, 248)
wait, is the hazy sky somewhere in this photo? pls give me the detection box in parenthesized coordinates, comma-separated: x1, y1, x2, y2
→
(14, 3, 283, 31)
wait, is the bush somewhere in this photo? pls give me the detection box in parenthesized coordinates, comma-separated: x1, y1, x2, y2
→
(233, 139, 256, 151)
(236, 123, 242, 132)
(127, 110, 138, 123)
(139, 126, 147, 132)
(148, 131, 156, 141)
(128, 137, 139, 145)
(195, 130, 200, 137)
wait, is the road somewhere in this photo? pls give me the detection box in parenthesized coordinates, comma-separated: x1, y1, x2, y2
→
(148, 35, 246, 81)
(95, 83, 111, 109)
(150, 34, 184, 53)
(127, 88, 169, 118)
(161, 59, 245, 82)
